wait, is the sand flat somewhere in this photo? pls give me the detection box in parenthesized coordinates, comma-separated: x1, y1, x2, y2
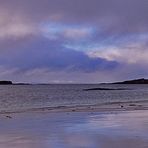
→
(0, 110, 148, 148)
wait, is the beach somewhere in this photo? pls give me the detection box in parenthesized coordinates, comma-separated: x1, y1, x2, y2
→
(0, 84, 148, 147)
(0, 107, 148, 148)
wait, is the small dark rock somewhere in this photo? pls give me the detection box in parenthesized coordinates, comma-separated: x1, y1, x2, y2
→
(6, 115, 12, 119)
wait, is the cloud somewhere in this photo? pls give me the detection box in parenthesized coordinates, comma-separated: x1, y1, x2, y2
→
(1, 0, 148, 40)
(87, 34, 148, 64)
(0, 0, 148, 82)
(41, 23, 95, 41)
(2, 0, 148, 34)
(0, 8, 37, 39)
(0, 36, 118, 72)
(63, 27, 93, 40)
(88, 48, 148, 64)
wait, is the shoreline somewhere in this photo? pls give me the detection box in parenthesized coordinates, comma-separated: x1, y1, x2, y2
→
(1, 100, 148, 115)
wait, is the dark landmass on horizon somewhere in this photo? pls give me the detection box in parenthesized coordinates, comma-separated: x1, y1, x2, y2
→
(111, 78, 148, 84)
(1, 78, 148, 85)
(0, 81, 30, 85)
(0, 81, 13, 85)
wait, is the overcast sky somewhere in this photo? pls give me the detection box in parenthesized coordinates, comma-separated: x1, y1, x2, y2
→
(0, 0, 148, 83)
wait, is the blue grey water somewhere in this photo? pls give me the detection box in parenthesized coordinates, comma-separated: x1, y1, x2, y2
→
(0, 84, 148, 112)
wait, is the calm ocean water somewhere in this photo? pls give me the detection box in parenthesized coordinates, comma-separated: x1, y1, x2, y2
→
(0, 84, 148, 112)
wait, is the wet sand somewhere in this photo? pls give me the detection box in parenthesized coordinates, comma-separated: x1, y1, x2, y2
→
(0, 109, 148, 148)
(1, 100, 148, 114)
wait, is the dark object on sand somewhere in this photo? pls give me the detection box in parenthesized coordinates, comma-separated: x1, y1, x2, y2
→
(112, 78, 148, 84)
(0, 81, 13, 85)
(6, 115, 12, 119)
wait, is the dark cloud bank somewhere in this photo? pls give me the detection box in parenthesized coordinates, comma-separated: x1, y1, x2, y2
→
(0, 37, 118, 72)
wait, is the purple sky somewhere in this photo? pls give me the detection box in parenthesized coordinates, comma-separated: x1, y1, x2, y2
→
(0, 0, 148, 83)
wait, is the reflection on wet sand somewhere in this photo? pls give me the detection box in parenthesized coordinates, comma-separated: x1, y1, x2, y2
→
(0, 110, 148, 148)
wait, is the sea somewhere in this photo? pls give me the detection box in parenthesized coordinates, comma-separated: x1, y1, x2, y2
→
(0, 84, 148, 112)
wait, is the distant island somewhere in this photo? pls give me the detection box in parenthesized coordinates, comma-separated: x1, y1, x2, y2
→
(0, 81, 30, 85)
(0, 81, 13, 85)
(112, 78, 148, 84)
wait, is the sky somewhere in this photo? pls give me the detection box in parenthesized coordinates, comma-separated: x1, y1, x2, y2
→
(0, 0, 148, 83)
